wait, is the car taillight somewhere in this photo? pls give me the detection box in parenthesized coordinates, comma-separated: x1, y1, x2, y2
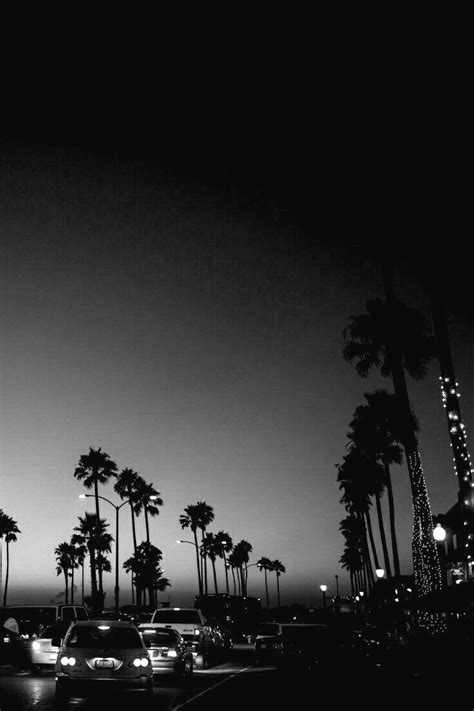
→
(132, 657, 150, 667)
(60, 656, 76, 666)
(167, 650, 177, 658)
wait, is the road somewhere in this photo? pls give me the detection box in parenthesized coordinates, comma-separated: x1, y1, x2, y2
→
(0, 643, 470, 711)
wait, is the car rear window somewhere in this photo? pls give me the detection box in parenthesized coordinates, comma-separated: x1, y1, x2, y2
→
(66, 625, 143, 650)
(152, 610, 201, 624)
(140, 628, 179, 647)
(40, 625, 70, 639)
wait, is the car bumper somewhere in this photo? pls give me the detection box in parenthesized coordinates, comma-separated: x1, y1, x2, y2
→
(56, 675, 152, 696)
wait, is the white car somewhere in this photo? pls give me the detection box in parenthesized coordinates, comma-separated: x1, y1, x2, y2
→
(30, 623, 71, 673)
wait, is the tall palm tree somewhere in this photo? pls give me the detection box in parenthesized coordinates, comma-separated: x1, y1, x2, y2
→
(74, 447, 117, 600)
(271, 560, 286, 608)
(133, 480, 163, 545)
(55, 542, 73, 604)
(74, 513, 112, 613)
(257, 557, 273, 608)
(227, 551, 238, 595)
(179, 504, 204, 595)
(194, 502, 214, 595)
(0, 512, 20, 606)
(70, 534, 88, 606)
(337, 453, 378, 589)
(349, 390, 416, 578)
(114, 467, 142, 589)
(202, 533, 220, 594)
(234, 540, 252, 596)
(339, 516, 367, 594)
(214, 531, 233, 594)
(343, 295, 442, 595)
(123, 542, 170, 608)
(74, 447, 118, 523)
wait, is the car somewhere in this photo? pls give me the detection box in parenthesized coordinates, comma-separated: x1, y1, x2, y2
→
(138, 625, 194, 685)
(54, 620, 153, 708)
(253, 622, 285, 664)
(149, 607, 216, 667)
(276, 623, 339, 673)
(0, 626, 29, 668)
(30, 623, 71, 673)
(0, 604, 89, 640)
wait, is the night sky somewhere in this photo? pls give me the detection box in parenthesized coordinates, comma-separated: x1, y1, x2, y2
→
(0, 111, 472, 607)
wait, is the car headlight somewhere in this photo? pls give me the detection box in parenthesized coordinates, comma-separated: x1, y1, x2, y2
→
(194, 629, 200, 636)
(167, 650, 177, 658)
(32, 641, 41, 652)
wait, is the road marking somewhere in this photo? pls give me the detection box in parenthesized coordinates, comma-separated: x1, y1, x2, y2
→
(171, 665, 253, 710)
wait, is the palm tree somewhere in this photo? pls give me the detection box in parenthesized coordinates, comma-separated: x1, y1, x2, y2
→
(337, 452, 378, 589)
(179, 502, 214, 595)
(55, 542, 73, 604)
(70, 533, 88, 606)
(227, 550, 239, 595)
(74, 513, 112, 613)
(349, 390, 416, 578)
(257, 557, 273, 608)
(179, 504, 204, 595)
(115, 469, 142, 602)
(234, 540, 252, 596)
(123, 542, 170, 607)
(194, 502, 214, 595)
(339, 516, 367, 594)
(133, 480, 163, 545)
(214, 531, 233, 594)
(202, 533, 220, 594)
(74, 447, 118, 523)
(271, 560, 286, 608)
(0, 512, 20, 606)
(343, 296, 442, 595)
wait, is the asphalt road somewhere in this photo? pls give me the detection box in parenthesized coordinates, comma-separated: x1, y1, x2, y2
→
(0, 643, 471, 711)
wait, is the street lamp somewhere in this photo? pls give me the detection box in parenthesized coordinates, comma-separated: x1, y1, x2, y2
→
(78, 493, 128, 614)
(320, 584, 327, 608)
(375, 568, 385, 579)
(433, 523, 447, 542)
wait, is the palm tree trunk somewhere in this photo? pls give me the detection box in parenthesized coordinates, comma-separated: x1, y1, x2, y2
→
(211, 559, 218, 594)
(223, 551, 229, 594)
(384, 459, 401, 578)
(382, 260, 441, 595)
(276, 573, 281, 608)
(193, 530, 202, 595)
(71, 558, 75, 604)
(375, 493, 392, 578)
(231, 567, 236, 595)
(82, 561, 85, 606)
(64, 569, 69, 604)
(350, 571, 355, 597)
(264, 569, 269, 608)
(144, 507, 150, 545)
(129, 502, 137, 552)
(359, 514, 375, 588)
(365, 511, 380, 570)
(3, 542, 10, 606)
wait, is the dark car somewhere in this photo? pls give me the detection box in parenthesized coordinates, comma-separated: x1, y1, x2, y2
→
(276, 624, 338, 673)
(138, 626, 193, 685)
(0, 627, 29, 668)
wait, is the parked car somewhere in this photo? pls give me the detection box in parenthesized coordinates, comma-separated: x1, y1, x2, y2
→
(138, 626, 194, 685)
(54, 620, 153, 708)
(253, 622, 285, 664)
(0, 626, 29, 668)
(0, 605, 89, 640)
(30, 623, 71, 673)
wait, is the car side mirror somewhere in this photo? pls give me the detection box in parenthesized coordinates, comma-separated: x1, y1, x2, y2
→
(51, 637, 62, 648)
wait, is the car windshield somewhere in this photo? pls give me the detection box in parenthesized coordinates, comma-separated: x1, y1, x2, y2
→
(152, 610, 201, 624)
(40, 625, 70, 639)
(66, 626, 143, 650)
(140, 628, 179, 647)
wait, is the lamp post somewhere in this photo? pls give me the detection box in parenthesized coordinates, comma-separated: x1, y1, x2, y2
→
(375, 568, 385, 579)
(335, 574, 339, 597)
(320, 584, 327, 609)
(177, 539, 204, 596)
(79, 494, 128, 614)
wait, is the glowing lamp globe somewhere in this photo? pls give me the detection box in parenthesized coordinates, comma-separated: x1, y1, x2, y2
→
(320, 584, 327, 592)
(375, 568, 385, 579)
(433, 523, 447, 542)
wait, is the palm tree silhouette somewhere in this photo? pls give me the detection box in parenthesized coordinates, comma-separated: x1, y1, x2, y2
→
(70, 534, 88, 606)
(55, 542, 73, 604)
(123, 542, 170, 607)
(0, 511, 20, 606)
(271, 560, 286, 608)
(74, 448, 117, 601)
(344, 296, 442, 595)
(74, 513, 112, 613)
(133, 480, 163, 545)
(179, 502, 214, 595)
(202, 533, 220, 594)
(214, 531, 233, 594)
(337, 452, 378, 590)
(349, 390, 416, 578)
(257, 557, 273, 608)
(233, 540, 252, 596)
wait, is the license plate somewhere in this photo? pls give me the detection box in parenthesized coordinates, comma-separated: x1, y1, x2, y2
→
(96, 659, 114, 668)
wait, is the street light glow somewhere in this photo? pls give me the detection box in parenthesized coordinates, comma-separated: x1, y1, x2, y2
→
(320, 584, 327, 592)
(78, 494, 87, 499)
(375, 568, 385, 579)
(433, 523, 447, 542)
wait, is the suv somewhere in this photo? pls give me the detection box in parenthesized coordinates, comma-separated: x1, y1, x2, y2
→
(149, 608, 216, 667)
(0, 605, 89, 639)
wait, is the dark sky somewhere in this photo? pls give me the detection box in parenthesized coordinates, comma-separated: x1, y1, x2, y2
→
(0, 110, 472, 606)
